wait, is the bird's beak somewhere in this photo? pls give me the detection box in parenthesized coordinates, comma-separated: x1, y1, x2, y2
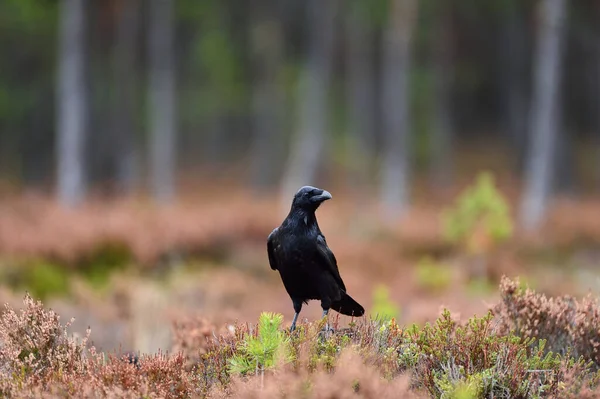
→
(311, 190, 332, 203)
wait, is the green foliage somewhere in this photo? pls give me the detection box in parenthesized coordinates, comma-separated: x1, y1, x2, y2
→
(77, 242, 131, 289)
(465, 277, 496, 297)
(2, 243, 131, 301)
(442, 172, 513, 254)
(436, 374, 480, 399)
(415, 257, 452, 293)
(228, 312, 292, 376)
(371, 284, 400, 321)
(18, 261, 70, 301)
(399, 309, 586, 398)
(309, 328, 343, 372)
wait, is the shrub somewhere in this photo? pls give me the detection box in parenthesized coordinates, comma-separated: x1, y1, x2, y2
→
(400, 309, 589, 398)
(5, 280, 600, 398)
(228, 312, 292, 376)
(494, 276, 600, 370)
(217, 349, 422, 399)
(0, 294, 203, 398)
(172, 315, 233, 367)
(0, 293, 90, 393)
(442, 171, 513, 255)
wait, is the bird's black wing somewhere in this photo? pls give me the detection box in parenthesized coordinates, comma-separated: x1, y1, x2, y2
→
(316, 234, 346, 292)
(267, 228, 279, 271)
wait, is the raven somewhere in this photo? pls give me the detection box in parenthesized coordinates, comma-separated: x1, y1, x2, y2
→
(268, 186, 364, 331)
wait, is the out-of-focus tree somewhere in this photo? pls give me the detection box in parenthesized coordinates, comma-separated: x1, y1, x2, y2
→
(0, 0, 599, 224)
(111, 0, 141, 193)
(281, 0, 337, 202)
(499, 0, 529, 173)
(190, 2, 246, 171)
(520, 0, 567, 230)
(344, 0, 377, 189)
(429, 0, 454, 188)
(380, 0, 418, 217)
(249, 0, 285, 190)
(591, 4, 600, 192)
(597, 48, 600, 193)
(0, 0, 56, 186)
(56, 0, 88, 206)
(147, 0, 176, 203)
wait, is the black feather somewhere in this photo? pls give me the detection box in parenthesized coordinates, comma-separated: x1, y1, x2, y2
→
(268, 186, 364, 326)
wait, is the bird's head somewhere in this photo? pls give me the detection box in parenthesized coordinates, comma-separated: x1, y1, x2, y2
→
(291, 186, 332, 212)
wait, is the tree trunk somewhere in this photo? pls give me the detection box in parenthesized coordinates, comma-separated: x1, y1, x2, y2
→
(112, 0, 140, 194)
(595, 38, 600, 191)
(501, 1, 529, 173)
(56, 0, 88, 206)
(520, 0, 567, 230)
(147, 0, 176, 203)
(280, 0, 336, 202)
(345, 3, 376, 189)
(380, 0, 418, 218)
(430, 4, 453, 189)
(249, 3, 285, 190)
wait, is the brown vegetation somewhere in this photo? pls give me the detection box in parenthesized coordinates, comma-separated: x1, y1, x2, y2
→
(0, 192, 598, 267)
(3, 278, 600, 398)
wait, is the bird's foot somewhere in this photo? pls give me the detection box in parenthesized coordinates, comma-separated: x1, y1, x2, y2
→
(318, 323, 335, 340)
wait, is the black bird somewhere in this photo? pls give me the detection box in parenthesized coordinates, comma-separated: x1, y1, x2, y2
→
(267, 186, 364, 331)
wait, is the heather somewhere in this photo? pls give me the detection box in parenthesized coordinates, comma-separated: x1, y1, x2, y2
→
(2, 278, 600, 398)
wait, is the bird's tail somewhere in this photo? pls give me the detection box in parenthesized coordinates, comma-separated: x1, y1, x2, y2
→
(331, 292, 364, 317)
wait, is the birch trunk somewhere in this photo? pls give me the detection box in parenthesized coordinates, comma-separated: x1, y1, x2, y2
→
(520, 0, 567, 230)
(148, 0, 176, 203)
(56, 0, 88, 206)
(380, 0, 418, 217)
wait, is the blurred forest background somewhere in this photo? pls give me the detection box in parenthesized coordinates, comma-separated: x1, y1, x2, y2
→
(0, 0, 600, 354)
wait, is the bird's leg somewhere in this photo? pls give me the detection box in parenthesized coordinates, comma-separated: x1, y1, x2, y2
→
(321, 309, 333, 336)
(291, 299, 303, 332)
(290, 312, 299, 332)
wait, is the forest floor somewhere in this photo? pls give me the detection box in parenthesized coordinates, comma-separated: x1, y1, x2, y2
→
(1, 182, 600, 397)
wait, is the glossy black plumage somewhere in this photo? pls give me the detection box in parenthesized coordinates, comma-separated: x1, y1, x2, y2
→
(268, 186, 364, 330)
